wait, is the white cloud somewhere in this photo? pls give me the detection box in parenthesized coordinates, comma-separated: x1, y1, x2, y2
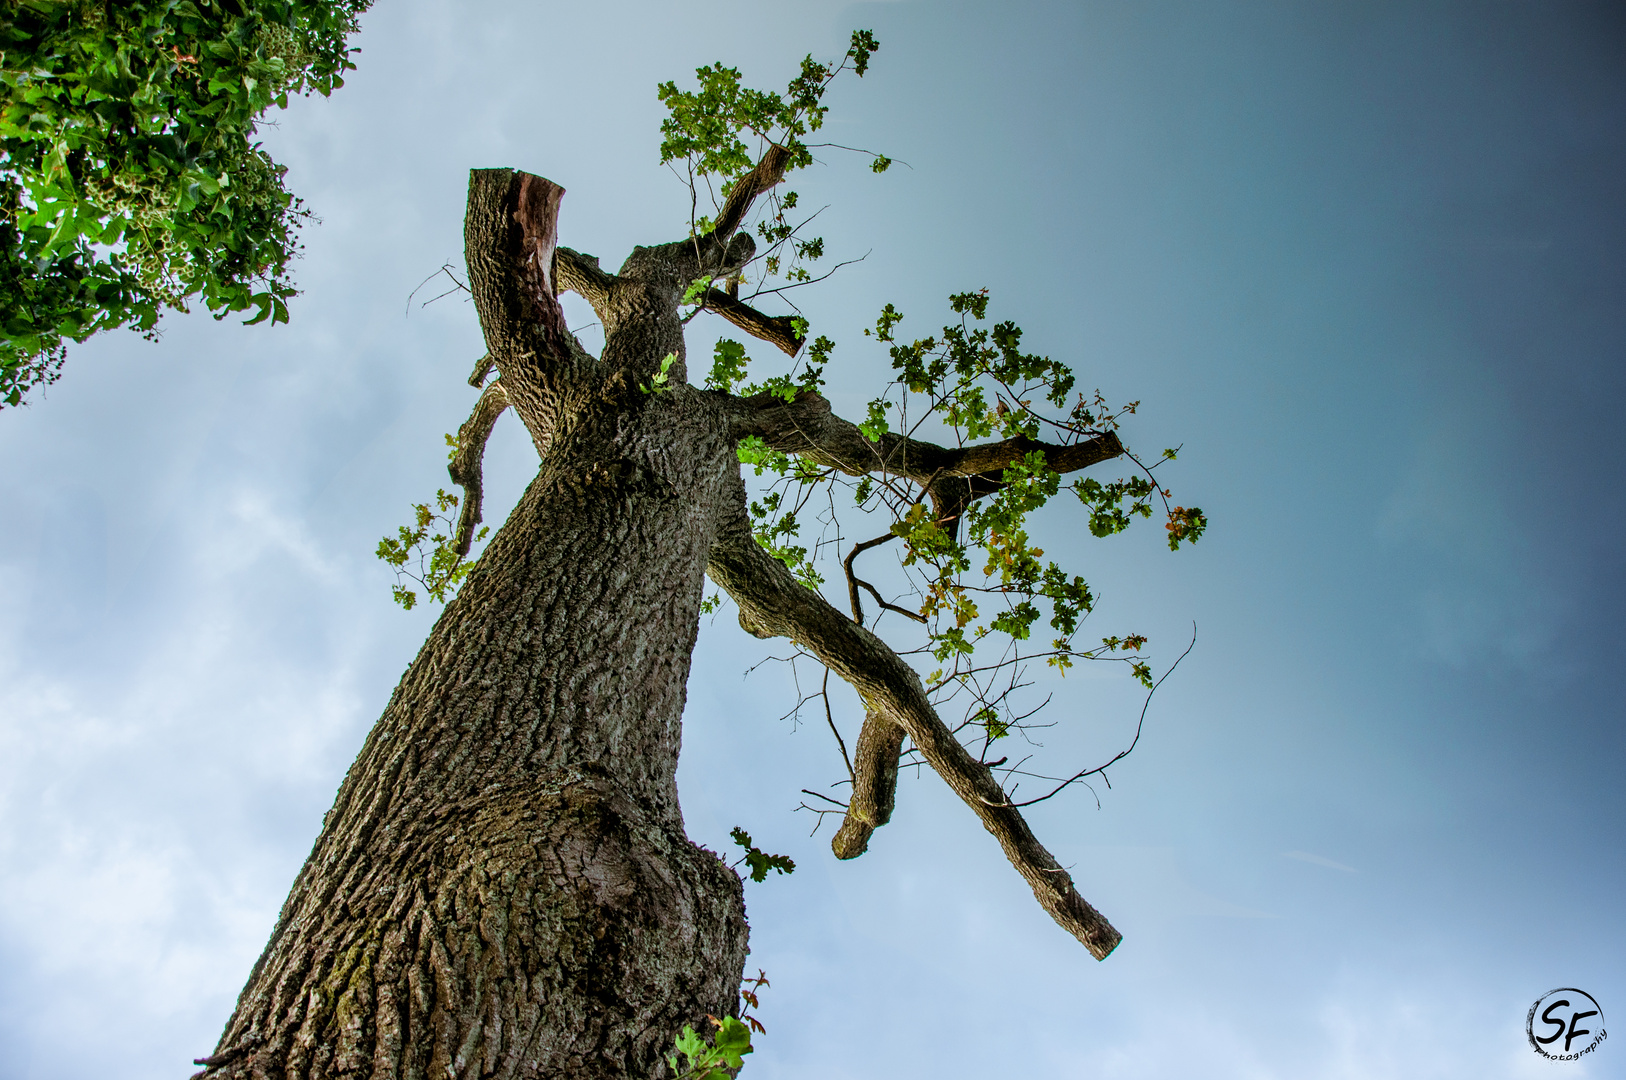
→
(1284, 850, 1357, 873)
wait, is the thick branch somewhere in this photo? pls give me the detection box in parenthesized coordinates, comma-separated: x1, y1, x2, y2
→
(446, 379, 510, 556)
(702, 288, 805, 356)
(733, 391, 1124, 491)
(708, 143, 792, 247)
(830, 710, 906, 859)
(464, 169, 584, 441)
(554, 246, 619, 319)
(467, 352, 495, 388)
(707, 501, 1122, 959)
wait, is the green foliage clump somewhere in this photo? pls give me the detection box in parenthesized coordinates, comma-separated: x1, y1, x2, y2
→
(863, 289, 1205, 682)
(657, 29, 878, 185)
(660, 31, 888, 302)
(0, 0, 369, 405)
(639, 351, 676, 394)
(375, 485, 485, 610)
(666, 971, 772, 1080)
(729, 827, 795, 883)
(732, 287, 1204, 755)
(668, 1016, 753, 1080)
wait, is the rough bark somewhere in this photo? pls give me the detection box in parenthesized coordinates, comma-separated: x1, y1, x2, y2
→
(447, 378, 509, 556)
(829, 710, 905, 859)
(202, 171, 755, 1080)
(201, 396, 752, 1078)
(698, 289, 806, 357)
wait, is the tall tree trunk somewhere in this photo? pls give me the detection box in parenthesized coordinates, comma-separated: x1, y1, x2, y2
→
(200, 387, 751, 1079)
(199, 145, 1135, 1078)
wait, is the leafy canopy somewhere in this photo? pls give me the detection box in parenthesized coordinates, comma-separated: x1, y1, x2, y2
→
(659, 30, 885, 293)
(384, 30, 1207, 762)
(657, 29, 880, 187)
(722, 287, 1205, 761)
(0, 0, 369, 406)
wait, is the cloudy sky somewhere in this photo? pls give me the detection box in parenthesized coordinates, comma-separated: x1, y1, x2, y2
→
(2, 1, 1622, 1077)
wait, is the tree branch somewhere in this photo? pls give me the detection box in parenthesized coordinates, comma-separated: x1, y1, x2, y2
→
(554, 246, 619, 318)
(732, 390, 1125, 493)
(707, 495, 1123, 959)
(464, 169, 585, 442)
(708, 143, 792, 247)
(446, 378, 510, 556)
(843, 532, 924, 626)
(830, 709, 906, 859)
(700, 288, 806, 356)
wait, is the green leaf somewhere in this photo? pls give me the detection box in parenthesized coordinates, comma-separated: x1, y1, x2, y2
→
(858, 398, 891, 440)
(848, 30, 880, 76)
(707, 338, 750, 392)
(640, 353, 677, 394)
(681, 275, 714, 306)
(730, 826, 796, 883)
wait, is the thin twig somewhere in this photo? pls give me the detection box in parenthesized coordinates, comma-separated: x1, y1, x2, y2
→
(821, 668, 854, 780)
(742, 251, 870, 300)
(404, 263, 469, 315)
(843, 530, 925, 626)
(987, 624, 1198, 809)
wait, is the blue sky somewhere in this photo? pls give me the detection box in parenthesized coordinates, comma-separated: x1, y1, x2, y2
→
(1, 2, 1622, 1077)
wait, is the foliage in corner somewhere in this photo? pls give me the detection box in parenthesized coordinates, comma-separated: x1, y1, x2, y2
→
(0, 0, 371, 406)
(668, 1017, 752, 1080)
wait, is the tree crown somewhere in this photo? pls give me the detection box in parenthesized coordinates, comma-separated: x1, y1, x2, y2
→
(381, 32, 1207, 853)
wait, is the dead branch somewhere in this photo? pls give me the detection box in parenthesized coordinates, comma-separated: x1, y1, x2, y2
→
(700, 288, 806, 356)
(830, 709, 907, 860)
(446, 378, 510, 555)
(464, 170, 585, 442)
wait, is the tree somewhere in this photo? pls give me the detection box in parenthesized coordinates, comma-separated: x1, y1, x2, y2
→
(196, 32, 1204, 1080)
(0, 0, 368, 407)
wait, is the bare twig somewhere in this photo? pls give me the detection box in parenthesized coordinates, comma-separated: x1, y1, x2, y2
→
(842, 531, 925, 626)
(988, 625, 1197, 809)
(820, 668, 854, 780)
(405, 262, 470, 316)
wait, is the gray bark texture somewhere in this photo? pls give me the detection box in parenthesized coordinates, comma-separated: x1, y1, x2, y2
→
(200, 161, 1125, 1080)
